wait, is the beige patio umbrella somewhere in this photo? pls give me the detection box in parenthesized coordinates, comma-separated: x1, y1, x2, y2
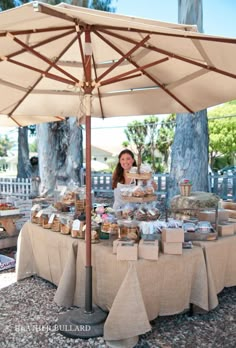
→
(0, 1, 236, 338)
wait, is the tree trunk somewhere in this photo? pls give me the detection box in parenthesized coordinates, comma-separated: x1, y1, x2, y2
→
(37, 119, 83, 197)
(168, 0, 209, 200)
(37, 123, 58, 196)
(17, 127, 31, 178)
(57, 118, 83, 185)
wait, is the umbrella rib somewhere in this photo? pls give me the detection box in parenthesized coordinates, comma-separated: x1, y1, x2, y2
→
(5, 57, 79, 87)
(6, 32, 80, 84)
(77, 33, 87, 83)
(0, 26, 75, 38)
(5, 32, 81, 120)
(99, 57, 169, 87)
(5, 29, 75, 60)
(94, 24, 236, 44)
(94, 29, 193, 113)
(95, 35, 151, 83)
(92, 54, 104, 119)
(100, 73, 143, 87)
(99, 28, 236, 80)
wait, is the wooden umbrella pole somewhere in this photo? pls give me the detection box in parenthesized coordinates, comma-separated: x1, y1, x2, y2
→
(84, 26, 93, 314)
(57, 27, 107, 339)
(85, 112, 92, 313)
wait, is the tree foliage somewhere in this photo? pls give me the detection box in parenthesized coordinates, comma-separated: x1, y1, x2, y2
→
(0, 134, 13, 157)
(208, 100, 236, 169)
(124, 115, 176, 173)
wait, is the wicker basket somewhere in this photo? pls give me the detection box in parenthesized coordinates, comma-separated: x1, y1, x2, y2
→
(179, 184, 192, 196)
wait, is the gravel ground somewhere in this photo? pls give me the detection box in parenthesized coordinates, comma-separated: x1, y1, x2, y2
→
(0, 267, 236, 348)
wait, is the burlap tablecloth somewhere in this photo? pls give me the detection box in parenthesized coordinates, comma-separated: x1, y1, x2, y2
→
(16, 222, 210, 344)
(193, 235, 236, 310)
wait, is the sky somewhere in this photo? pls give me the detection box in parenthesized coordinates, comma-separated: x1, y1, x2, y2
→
(91, 0, 236, 154)
(2, 0, 236, 154)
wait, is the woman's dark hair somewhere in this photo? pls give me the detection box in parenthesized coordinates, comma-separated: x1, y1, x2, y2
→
(112, 149, 137, 189)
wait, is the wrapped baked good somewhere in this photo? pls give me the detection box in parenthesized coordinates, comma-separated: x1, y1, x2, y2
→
(132, 183, 145, 197)
(117, 219, 140, 242)
(40, 206, 58, 229)
(135, 206, 147, 221)
(183, 222, 196, 233)
(144, 180, 155, 196)
(31, 204, 42, 224)
(51, 214, 61, 232)
(146, 206, 160, 221)
(196, 221, 212, 234)
(85, 222, 100, 243)
(71, 215, 86, 238)
(120, 203, 136, 219)
(139, 221, 159, 241)
(60, 213, 73, 235)
(120, 187, 133, 197)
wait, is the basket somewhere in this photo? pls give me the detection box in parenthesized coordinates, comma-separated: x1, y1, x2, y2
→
(179, 184, 192, 196)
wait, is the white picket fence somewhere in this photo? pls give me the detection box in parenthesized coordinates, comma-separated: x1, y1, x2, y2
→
(0, 177, 31, 199)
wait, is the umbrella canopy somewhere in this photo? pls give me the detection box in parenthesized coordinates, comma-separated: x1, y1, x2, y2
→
(0, 2, 236, 127)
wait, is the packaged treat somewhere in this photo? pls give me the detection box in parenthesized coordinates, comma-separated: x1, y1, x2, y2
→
(71, 214, 86, 238)
(121, 203, 135, 219)
(51, 214, 61, 232)
(60, 213, 73, 235)
(117, 219, 140, 242)
(146, 203, 160, 221)
(139, 221, 159, 241)
(196, 221, 212, 234)
(41, 206, 58, 229)
(31, 204, 42, 224)
(183, 222, 196, 233)
(135, 206, 147, 221)
(120, 187, 133, 197)
(101, 215, 119, 240)
(132, 185, 145, 197)
(144, 180, 155, 196)
(41, 213, 50, 228)
(84, 222, 100, 243)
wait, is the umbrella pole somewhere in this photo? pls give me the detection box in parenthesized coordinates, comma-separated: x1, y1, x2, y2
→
(57, 27, 107, 338)
(85, 114, 92, 313)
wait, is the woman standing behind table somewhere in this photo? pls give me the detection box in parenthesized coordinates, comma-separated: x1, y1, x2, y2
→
(112, 149, 137, 210)
(112, 149, 137, 189)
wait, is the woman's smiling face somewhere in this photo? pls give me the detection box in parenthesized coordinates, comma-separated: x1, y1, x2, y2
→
(119, 153, 134, 171)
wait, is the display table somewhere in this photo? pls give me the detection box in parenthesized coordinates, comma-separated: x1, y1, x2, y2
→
(193, 235, 236, 310)
(16, 222, 210, 343)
